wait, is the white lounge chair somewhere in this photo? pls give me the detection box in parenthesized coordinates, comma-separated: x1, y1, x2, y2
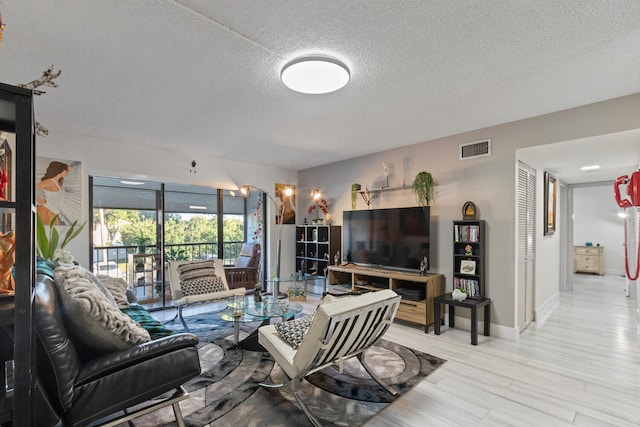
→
(258, 289, 401, 426)
(168, 259, 246, 331)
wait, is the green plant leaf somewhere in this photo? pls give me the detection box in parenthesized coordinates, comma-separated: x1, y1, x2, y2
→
(412, 171, 434, 206)
(35, 213, 87, 261)
(60, 220, 86, 249)
(36, 214, 49, 258)
(49, 228, 60, 257)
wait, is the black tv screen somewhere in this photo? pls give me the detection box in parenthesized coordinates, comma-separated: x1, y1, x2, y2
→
(343, 207, 430, 272)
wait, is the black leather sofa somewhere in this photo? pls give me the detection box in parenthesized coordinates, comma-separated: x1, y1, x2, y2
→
(34, 272, 201, 426)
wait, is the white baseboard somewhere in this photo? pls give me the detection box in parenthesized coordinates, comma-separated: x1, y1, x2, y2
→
(446, 315, 519, 340)
(535, 291, 560, 324)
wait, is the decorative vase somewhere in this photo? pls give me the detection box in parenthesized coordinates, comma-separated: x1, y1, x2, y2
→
(452, 288, 467, 301)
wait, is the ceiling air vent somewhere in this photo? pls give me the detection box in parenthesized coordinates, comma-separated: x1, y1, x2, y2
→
(460, 138, 491, 160)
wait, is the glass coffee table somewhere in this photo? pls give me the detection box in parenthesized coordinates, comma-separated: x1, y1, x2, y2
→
(219, 296, 304, 350)
(266, 274, 328, 298)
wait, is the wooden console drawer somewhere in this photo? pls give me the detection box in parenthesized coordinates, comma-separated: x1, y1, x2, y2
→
(328, 265, 445, 332)
(397, 300, 426, 324)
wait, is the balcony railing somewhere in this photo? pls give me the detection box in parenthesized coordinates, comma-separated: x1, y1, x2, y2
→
(92, 241, 247, 307)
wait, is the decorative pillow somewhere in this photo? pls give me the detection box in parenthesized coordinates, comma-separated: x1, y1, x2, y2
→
(98, 275, 130, 309)
(121, 304, 175, 339)
(177, 260, 216, 274)
(178, 260, 226, 296)
(54, 265, 150, 353)
(0, 231, 15, 295)
(275, 313, 315, 349)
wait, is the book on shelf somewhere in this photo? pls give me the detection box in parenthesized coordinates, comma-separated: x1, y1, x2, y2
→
(454, 277, 480, 297)
(454, 224, 480, 242)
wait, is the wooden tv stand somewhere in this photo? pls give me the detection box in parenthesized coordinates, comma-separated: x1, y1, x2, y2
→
(327, 265, 445, 333)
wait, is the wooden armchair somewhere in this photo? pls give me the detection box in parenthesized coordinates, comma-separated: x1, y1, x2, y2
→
(258, 289, 401, 426)
(225, 242, 261, 290)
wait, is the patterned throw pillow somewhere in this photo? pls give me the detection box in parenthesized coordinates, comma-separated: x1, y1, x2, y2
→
(121, 304, 175, 339)
(98, 275, 131, 309)
(275, 313, 315, 349)
(178, 260, 227, 296)
(53, 264, 150, 353)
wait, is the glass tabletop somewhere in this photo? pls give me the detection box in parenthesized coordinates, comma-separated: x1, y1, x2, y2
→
(265, 274, 326, 283)
(220, 296, 304, 323)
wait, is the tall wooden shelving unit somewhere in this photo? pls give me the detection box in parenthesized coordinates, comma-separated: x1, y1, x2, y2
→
(0, 83, 36, 426)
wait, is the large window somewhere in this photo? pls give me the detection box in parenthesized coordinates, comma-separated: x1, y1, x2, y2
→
(90, 177, 263, 310)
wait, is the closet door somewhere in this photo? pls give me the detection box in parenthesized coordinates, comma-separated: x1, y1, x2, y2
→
(517, 162, 536, 332)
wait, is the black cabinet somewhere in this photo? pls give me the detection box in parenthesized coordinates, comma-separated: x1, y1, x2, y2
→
(452, 220, 486, 298)
(0, 83, 36, 426)
(295, 225, 340, 279)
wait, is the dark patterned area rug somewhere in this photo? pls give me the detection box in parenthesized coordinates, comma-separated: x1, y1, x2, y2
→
(131, 311, 446, 427)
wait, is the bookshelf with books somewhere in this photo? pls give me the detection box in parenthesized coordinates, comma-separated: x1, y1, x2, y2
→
(453, 220, 485, 298)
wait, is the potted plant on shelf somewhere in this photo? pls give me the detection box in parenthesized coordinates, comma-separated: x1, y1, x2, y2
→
(412, 171, 434, 207)
(351, 183, 361, 210)
(133, 235, 151, 253)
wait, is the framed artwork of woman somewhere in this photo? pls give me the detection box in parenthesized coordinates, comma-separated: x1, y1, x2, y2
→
(35, 157, 82, 225)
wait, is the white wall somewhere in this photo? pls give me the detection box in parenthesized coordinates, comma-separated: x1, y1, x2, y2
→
(37, 94, 640, 335)
(298, 94, 640, 334)
(36, 130, 298, 275)
(535, 172, 561, 315)
(573, 184, 625, 276)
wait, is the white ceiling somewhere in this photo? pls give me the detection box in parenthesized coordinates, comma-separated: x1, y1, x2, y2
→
(519, 129, 640, 184)
(0, 1, 639, 179)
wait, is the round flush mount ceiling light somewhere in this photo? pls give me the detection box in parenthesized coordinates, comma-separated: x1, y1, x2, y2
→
(281, 57, 350, 94)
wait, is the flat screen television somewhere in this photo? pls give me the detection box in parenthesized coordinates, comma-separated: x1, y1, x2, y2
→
(342, 207, 430, 272)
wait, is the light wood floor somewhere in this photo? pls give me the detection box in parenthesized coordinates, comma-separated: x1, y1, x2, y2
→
(156, 274, 639, 426)
(365, 274, 640, 426)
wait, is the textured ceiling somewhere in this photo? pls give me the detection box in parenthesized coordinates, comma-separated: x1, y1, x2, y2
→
(0, 1, 639, 176)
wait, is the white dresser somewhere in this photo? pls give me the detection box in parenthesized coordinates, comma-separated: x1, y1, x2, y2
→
(573, 246, 605, 275)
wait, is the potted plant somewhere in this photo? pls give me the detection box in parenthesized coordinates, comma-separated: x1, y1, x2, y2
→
(133, 235, 151, 253)
(412, 171, 434, 207)
(36, 214, 86, 264)
(308, 199, 329, 224)
(351, 183, 361, 210)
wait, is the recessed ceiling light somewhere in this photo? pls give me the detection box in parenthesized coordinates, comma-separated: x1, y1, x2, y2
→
(281, 57, 350, 94)
(189, 205, 207, 210)
(580, 165, 600, 171)
(120, 180, 145, 185)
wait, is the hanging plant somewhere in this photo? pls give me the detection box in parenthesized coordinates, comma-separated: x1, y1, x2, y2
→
(412, 171, 434, 207)
(351, 183, 361, 210)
